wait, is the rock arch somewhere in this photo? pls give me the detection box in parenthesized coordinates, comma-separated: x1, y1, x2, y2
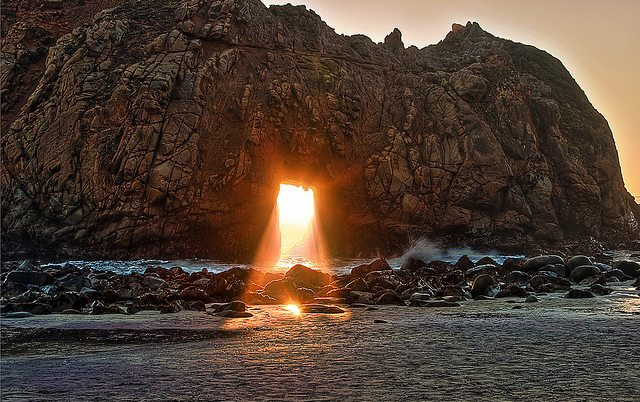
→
(1, 0, 638, 260)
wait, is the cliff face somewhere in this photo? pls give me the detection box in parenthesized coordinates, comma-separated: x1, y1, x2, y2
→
(2, 0, 638, 260)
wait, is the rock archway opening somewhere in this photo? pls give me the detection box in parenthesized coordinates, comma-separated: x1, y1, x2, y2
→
(254, 181, 328, 271)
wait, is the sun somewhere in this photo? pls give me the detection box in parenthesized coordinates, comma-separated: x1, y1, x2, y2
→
(276, 184, 315, 225)
(277, 184, 315, 254)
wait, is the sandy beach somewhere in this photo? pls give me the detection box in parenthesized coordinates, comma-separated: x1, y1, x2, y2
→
(2, 282, 638, 401)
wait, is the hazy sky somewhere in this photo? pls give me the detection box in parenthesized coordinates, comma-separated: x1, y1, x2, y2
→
(262, 0, 640, 197)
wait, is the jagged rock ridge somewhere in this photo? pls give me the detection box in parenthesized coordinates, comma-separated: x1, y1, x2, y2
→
(1, 0, 638, 260)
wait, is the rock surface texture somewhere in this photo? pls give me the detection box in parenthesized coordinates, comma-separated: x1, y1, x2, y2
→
(2, 0, 639, 260)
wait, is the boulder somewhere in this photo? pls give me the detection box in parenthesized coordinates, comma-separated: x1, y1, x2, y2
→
(541, 264, 567, 277)
(612, 260, 640, 277)
(285, 265, 331, 289)
(263, 278, 297, 302)
(465, 264, 500, 279)
(345, 278, 370, 292)
(470, 274, 497, 296)
(178, 286, 211, 302)
(605, 269, 629, 281)
(204, 275, 228, 297)
(90, 301, 126, 314)
(60, 276, 91, 292)
(374, 290, 404, 305)
(2, 302, 51, 315)
(504, 270, 530, 285)
(525, 295, 539, 303)
(4, 271, 54, 286)
(52, 292, 88, 312)
(351, 259, 392, 277)
(589, 284, 612, 295)
(529, 273, 571, 292)
(435, 286, 465, 297)
(401, 257, 427, 272)
(566, 255, 593, 271)
(143, 276, 166, 291)
(570, 265, 601, 282)
(523, 255, 565, 272)
(365, 270, 402, 289)
(453, 255, 475, 272)
(494, 283, 528, 298)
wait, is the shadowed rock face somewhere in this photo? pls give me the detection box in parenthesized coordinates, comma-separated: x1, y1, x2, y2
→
(1, 0, 638, 260)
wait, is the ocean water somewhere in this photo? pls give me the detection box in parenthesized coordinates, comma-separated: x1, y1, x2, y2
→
(40, 239, 525, 276)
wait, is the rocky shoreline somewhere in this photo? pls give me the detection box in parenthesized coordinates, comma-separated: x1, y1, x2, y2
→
(2, 253, 639, 319)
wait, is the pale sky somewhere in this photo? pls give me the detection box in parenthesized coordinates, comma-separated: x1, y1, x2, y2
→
(261, 0, 640, 197)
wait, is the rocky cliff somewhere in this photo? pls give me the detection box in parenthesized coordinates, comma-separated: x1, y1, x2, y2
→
(2, 0, 638, 260)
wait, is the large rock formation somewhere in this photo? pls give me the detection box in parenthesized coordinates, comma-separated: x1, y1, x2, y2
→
(2, 0, 638, 260)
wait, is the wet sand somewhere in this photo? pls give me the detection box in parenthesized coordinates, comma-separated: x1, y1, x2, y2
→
(2, 283, 639, 401)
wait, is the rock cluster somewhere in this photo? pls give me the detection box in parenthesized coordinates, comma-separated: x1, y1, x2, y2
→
(1, 0, 638, 261)
(3, 254, 638, 317)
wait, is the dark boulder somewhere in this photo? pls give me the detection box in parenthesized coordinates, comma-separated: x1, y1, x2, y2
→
(401, 257, 427, 272)
(351, 259, 392, 278)
(60, 276, 92, 292)
(345, 278, 370, 292)
(570, 265, 601, 282)
(529, 273, 571, 292)
(90, 301, 125, 314)
(470, 274, 497, 296)
(589, 284, 612, 295)
(613, 260, 640, 277)
(504, 270, 530, 285)
(177, 286, 211, 302)
(540, 264, 567, 277)
(285, 265, 331, 289)
(4, 271, 54, 286)
(494, 283, 528, 298)
(466, 264, 500, 279)
(263, 278, 297, 302)
(523, 255, 565, 272)
(435, 286, 465, 297)
(567, 255, 593, 272)
(374, 290, 404, 305)
(52, 292, 88, 312)
(453, 255, 474, 272)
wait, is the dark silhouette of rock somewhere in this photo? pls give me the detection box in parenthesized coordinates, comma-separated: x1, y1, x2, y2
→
(1, 0, 638, 261)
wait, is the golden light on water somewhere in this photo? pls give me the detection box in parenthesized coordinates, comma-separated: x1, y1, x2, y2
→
(284, 304, 301, 315)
